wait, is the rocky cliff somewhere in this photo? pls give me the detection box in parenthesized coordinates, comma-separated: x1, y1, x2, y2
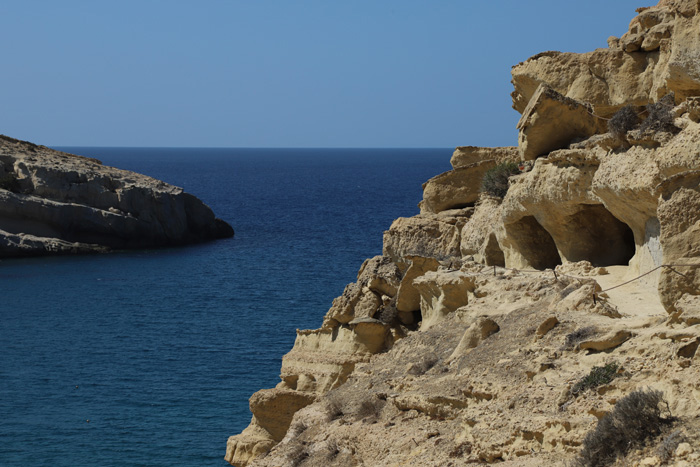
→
(226, 1, 700, 466)
(0, 136, 233, 257)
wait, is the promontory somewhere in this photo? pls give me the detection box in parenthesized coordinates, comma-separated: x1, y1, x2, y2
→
(0, 135, 233, 257)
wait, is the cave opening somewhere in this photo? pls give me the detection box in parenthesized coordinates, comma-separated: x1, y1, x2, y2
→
(507, 215, 562, 270)
(561, 205, 635, 267)
(483, 233, 506, 267)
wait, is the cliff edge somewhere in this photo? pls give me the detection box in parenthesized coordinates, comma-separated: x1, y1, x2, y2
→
(0, 136, 233, 257)
(226, 1, 700, 466)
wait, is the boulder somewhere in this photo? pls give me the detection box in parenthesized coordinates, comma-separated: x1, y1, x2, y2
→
(395, 256, 441, 316)
(383, 215, 463, 270)
(450, 146, 519, 169)
(516, 84, 608, 161)
(413, 270, 476, 329)
(420, 160, 496, 214)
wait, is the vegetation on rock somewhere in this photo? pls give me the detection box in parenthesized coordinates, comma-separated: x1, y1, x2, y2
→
(570, 362, 620, 395)
(608, 105, 640, 139)
(481, 162, 520, 198)
(574, 389, 673, 467)
(640, 93, 679, 134)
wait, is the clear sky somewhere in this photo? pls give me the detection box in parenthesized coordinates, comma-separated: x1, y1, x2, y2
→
(2, 0, 643, 148)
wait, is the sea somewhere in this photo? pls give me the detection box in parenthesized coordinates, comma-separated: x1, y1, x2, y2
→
(0, 148, 451, 466)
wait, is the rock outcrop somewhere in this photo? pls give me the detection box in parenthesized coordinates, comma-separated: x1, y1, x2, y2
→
(226, 1, 700, 466)
(0, 135, 233, 257)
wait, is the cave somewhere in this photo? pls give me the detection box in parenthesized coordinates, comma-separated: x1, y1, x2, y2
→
(506, 216, 562, 270)
(483, 233, 505, 267)
(557, 205, 635, 267)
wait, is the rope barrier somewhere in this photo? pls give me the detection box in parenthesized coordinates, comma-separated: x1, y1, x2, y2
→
(472, 262, 700, 297)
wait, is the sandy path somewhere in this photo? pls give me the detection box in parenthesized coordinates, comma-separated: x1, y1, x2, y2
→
(593, 265, 667, 320)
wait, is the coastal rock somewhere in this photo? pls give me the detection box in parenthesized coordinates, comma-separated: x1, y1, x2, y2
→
(0, 135, 233, 257)
(413, 270, 476, 329)
(516, 84, 608, 161)
(382, 215, 463, 270)
(450, 146, 519, 169)
(227, 2, 700, 465)
(420, 160, 496, 214)
(395, 255, 440, 318)
(511, 0, 700, 117)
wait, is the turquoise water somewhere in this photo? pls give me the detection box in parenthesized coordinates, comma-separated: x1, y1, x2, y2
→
(0, 148, 450, 466)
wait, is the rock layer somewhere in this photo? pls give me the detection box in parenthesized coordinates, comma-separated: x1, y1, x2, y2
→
(0, 135, 233, 257)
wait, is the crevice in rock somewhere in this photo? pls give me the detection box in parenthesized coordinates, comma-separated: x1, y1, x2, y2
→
(483, 233, 505, 267)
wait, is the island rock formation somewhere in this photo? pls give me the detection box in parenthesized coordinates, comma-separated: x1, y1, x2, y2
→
(0, 136, 233, 257)
(226, 1, 700, 465)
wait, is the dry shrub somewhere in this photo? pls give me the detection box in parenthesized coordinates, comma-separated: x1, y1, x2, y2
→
(573, 389, 674, 467)
(564, 326, 597, 350)
(481, 162, 520, 198)
(407, 355, 438, 376)
(656, 429, 685, 463)
(287, 441, 309, 467)
(640, 93, 679, 134)
(354, 394, 386, 422)
(323, 392, 345, 421)
(608, 105, 641, 138)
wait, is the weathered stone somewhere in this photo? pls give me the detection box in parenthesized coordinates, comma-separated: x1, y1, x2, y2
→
(450, 146, 519, 169)
(460, 197, 505, 266)
(413, 270, 476, 329)
(420, 160, 496, 214)
(396, 256, 441, 315)
(516, 84, 608, 161)
(579, 330, 632, 351)
(357, 255, 402, 297)
(383, 215, 463, 270)
(675, 294, 700, 325)
(0, 135, 233, 257)
(449, 317, 500, 359)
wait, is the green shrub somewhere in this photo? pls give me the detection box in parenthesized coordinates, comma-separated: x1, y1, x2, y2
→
(640, 93, 679, 134)
(481, 162, 521, 198)
(573, 389, 673, 467)
(571, 362, 619, 396)
(608, 105, 640, 138)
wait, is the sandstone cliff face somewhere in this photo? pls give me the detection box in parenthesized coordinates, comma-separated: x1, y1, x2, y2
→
(226, 1, 700, 466)
(0, 136, 233, 257)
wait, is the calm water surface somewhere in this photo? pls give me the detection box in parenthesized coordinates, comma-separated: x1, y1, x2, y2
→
(0, 148, 450, 466)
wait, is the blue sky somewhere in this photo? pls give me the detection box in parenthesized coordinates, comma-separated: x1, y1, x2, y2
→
(3, 1, 642, 148)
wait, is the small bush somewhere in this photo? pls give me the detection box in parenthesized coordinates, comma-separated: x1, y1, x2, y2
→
(354, 395, 385, 422)
(571, 362, 619, 396)
(608, 105, 640, 138)
(564, 326, 597, 350)
(656, 429, 685, 463)
(324, 393, 345, 421)
(573, 389, 673, 467)
(481, 162, 521, 198)
(640, 93, 679, 134)
(0, 173, 21, 193)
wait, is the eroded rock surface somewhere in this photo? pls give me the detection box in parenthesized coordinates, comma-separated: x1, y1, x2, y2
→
(0, 135, 233, 257)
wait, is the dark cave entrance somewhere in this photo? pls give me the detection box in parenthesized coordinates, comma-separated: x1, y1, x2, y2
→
(560, 205, 635, 267)
(506, 215, 562, 270)
(483, 233, 506, 267)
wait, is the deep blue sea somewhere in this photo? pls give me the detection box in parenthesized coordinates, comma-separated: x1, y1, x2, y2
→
(0, 148, 450, 466)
